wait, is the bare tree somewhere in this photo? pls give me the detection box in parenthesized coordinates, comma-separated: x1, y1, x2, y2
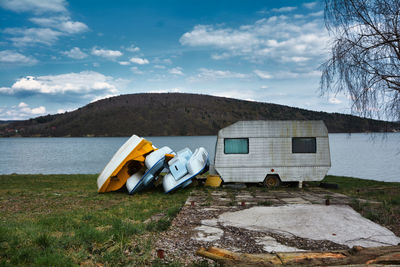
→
(321, 0, 400, 121)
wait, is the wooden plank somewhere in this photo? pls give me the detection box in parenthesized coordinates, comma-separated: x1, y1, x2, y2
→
(197, 245, 400, 266)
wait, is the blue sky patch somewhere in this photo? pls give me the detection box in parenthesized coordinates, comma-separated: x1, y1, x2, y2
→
(0, 0, 349, 120)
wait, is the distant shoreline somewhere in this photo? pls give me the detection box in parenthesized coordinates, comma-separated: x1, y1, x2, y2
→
(1, 131, 399, 138)
(1, 93, 399, 137)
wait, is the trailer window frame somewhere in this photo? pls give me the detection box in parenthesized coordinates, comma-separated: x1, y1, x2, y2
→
(292, 137, 317, 153)
(224, 138, 249, 154)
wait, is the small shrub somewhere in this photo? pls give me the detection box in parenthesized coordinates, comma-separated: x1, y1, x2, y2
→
(167, 206, 181, 218)
(34, 233, 52, 249)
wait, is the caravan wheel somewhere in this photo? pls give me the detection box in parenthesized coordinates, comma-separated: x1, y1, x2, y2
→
(264, 175, 281, 188)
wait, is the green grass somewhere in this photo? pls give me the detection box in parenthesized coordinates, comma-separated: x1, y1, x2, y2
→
(1, 174, 399, 266)
(0, 174, 190, 266)
(321, 175, 400, 205)
(319, 175, 400, 236)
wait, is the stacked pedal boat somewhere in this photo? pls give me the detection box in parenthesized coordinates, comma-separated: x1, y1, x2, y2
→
(97, 135, 209, 194)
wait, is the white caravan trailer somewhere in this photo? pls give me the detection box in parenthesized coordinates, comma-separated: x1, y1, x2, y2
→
(214, 120, 331, 187)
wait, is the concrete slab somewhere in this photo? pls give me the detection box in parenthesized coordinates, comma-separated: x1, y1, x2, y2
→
(236, 201, 258, 206)
(216, 197, 231, 202)
(211, 191, 227, 196)
(192, 225, 223, 242)
(281, 197, 311, 204)
(254, 195, 278, 199)
(330, 192, 351, 198)
(300, 195, 326, 204)
(256, 236, 304, 253)
(235, 194, 253, 199)
(217, 205, 400, 248)
(356, 198, 381, 205)
(154, 188, 390, 263)
(201, 207, 219, 212)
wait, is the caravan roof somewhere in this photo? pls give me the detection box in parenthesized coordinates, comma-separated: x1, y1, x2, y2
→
(218, 120, 328, 138)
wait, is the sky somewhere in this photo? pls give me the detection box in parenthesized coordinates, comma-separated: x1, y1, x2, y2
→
(0, 0, 350, 120)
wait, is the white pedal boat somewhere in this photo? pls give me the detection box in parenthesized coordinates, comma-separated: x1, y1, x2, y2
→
(127, 146, 174, 194)
(97, 135, 155, 193)
(163, 147, 209, 193)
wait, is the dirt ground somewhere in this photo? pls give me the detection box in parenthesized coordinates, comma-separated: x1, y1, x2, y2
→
(153, 185, 398, 264)
(155, 187, 351, 263)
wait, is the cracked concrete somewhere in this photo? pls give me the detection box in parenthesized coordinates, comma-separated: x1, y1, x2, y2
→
(256, 236, 304, 252)
(217, 205, 400, 248)
(155, 186, 399, 264)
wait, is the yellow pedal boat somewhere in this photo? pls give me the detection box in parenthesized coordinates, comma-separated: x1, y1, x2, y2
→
(97, 135, 155, 193)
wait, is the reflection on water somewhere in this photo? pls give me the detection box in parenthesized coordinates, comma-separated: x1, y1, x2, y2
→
(0, 133, 399, 182)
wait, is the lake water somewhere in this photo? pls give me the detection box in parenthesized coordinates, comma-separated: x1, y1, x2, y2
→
(0, 133, 399, 182)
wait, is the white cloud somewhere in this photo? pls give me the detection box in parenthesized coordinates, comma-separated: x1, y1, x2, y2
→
(2, 1, 88, 48)
(31, 106, 46, 114)
(329, 97, 342, 104)
(4, 18, 87, 46)
(190, 68, 248, 81)
(91, 94, 118, 103)
(180, 25, 259, 52)
(309, 11, 323, 17)
(130, 66, 143, 74)
(18, 102, 28, 108)
(163, 58, 172, 64)
(211, 52, 231, 60)
(0, 50, 38, 64)
(0, 0, 67, 14)
(1, 102, 47, 120)
(271, 6, 297, 12)
(169, 67, 184, 75)
(0, 87, 11, 94)
(180, 14, 330, 65)
(290, 56, 310, 62)
(130, 57, 149, 65)
(21, 104, 45, 115)
(91, 48, 122, 60)
(4, 27, 63, 46)
(254, 70, 272, 79)
(211, 90, 256, 102)
(148, 88, 182, 93)
(0, 71, 118, 96)
(294, 14, 306, 19)
(303, 2, 318, 9)
(153, 57, 172, 64)
(63, 47, 87, 59)
(118, 61, 130, 65)
(57, 108, 73, 114)
(273, 70, 321, 79)
(154, 65, 166, 69)
(126, 45, 140, 52)
(30, 16, 89, 34)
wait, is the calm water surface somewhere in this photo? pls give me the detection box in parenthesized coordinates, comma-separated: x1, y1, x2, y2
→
(0, 133, 399, 182)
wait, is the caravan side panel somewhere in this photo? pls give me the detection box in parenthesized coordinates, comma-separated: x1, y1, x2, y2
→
(216, 166, 330, 183)
(214, 120, 331, 183)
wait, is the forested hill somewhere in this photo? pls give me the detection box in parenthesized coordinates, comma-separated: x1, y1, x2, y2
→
(1, 93, 399, 137)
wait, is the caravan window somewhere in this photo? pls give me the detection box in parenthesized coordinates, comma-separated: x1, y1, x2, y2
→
(224, 138, 249, 154)
(292, 137, 316, 153)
